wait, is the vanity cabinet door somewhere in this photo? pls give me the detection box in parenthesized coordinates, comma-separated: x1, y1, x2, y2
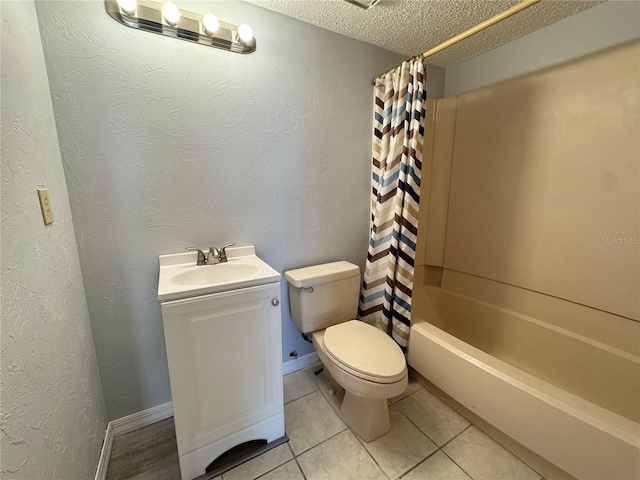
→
(161, 283, 283, 457)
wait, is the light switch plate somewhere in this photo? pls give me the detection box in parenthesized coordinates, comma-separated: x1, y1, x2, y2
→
(37, 188, 54, 225)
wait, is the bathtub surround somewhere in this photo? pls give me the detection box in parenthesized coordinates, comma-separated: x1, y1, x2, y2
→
(444, 40, 639, 320)
(34, 0, 409, 420)
(1, 2, 108, 478)
(412, 39, 639, 479)
(359, 58, 427, 348)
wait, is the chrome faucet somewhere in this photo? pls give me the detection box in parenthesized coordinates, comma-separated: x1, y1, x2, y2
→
(206, 243, 236, 264)
(186, 243, 235, 265)
(186, 247, 207, 266)
(207, 246, 220, 264)
(218, 243, 235, 263)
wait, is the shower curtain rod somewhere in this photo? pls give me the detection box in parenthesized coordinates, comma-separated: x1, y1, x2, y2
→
(371, 0, 541, 84)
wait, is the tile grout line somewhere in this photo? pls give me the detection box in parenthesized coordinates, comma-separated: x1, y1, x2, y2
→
(288, 374, 433, 479)
(384, 403, 439, 478)
(351, 430, 393, 480)
(283, 387, 319, 406)
(288, 378, 423, 478)
(394, 384, 474, 448)
(396, 447, 442, 479)
(416, 381, 543, 479)
(289, 385, 421, 480)
(284, 441, 307, 479)
(444, 426, 543, 480)
(288, 441, 309, 480)
(396, 424, 474, 480)
(352, 398, 457, 480)
(440, 448, 475, 480)
(390, 392, 474, 479)
(391, 398, 442, 449)
(290, 424, 349, 457)
(385, 401, 446, 480)
(439, 423, 472, 451)
(439, 425, 476, 480)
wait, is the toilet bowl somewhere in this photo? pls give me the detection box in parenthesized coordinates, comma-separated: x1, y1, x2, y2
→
(312, 321, 407, 441)
(285, 262, 408, 441)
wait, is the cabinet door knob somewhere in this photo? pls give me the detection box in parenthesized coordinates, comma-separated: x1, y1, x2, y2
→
(271, 298, 280, 306)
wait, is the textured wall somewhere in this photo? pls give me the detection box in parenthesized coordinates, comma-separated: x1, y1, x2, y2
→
(445, 0, 640, 96)
(0, 1, 108, 478)
(35, 0, 405, 420)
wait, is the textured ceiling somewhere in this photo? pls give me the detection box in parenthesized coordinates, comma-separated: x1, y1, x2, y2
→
(244, 0, 604, 68)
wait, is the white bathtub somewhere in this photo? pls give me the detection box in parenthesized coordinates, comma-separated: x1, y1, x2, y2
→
(408, 287, 640, 480)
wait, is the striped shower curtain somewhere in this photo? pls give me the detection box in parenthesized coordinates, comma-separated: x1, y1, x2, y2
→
(358, 58, 427, 349)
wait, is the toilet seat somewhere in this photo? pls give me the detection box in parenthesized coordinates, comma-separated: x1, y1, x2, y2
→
(322, 320, 406, 384)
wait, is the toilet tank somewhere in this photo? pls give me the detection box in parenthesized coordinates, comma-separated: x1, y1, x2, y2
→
(284, 261, 360, 333)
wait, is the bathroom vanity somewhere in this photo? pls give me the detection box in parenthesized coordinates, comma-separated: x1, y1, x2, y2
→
(158, 246, 284, 479)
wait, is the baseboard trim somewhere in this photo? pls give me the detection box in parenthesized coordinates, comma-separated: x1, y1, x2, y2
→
(111, 401, 174, 436)
(94, 403, 173, 479)
(282, 352, 319, 375)
(94, 422, 113, 480)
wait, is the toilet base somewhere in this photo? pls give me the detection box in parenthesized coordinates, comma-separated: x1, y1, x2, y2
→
(316, 370, 391, 442)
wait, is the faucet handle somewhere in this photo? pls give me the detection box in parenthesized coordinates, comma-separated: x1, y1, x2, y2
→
(219, 243, 236, 262)
(207, 246, 221, 264)
(186, 247, 207, 266)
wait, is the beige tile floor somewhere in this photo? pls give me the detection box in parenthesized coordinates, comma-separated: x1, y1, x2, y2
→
(108, 367, 544, 480)
(264, 367, 542, 480)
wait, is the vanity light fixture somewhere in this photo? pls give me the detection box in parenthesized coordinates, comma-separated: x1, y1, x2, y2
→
(237, 24, 253, 43)
(105, 0, 256, 54)
(161, 1, 180, 26)
(202, 13, 219, 35)
(117, 0, 136, 15)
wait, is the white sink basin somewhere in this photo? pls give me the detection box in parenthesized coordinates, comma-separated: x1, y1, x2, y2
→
(171, 262, 263, 286)
(158, 246, 281, 302)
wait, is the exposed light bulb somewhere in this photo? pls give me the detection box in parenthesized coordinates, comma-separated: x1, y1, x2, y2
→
(117, 0, 136, 15)
(161, 2, 180, 26)
(237, 24, 253, 43)
(202, 13, 219, 35)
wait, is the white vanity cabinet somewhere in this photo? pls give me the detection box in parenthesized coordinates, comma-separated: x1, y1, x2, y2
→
(159, 251, 284, 480)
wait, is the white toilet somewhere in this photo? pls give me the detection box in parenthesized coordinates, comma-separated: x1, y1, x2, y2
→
(285, 261, 408, 442)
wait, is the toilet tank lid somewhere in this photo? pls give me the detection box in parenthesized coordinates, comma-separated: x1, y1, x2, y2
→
(285, 261, 360, 288)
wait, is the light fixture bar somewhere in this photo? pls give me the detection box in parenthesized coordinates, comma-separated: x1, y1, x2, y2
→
(104, 0, 256, 54)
